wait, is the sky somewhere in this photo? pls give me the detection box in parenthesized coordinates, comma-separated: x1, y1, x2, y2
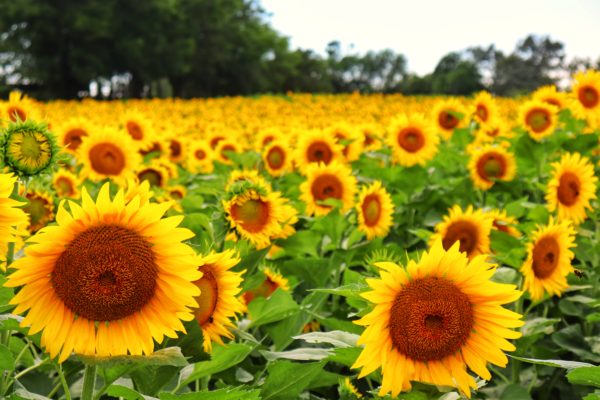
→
(259, 0, 600, 75)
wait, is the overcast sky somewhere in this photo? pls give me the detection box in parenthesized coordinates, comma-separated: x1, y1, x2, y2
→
(260, 0, 600, 75)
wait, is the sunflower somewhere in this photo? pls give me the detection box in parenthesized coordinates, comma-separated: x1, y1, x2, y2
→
(208, 132, 226, 149)
(533, 85, 567, 110)
(545, 152, 597, 224)
(243, 267, 290, 304)
(5, 183, 202, 361)
(430, 205, 493, 260)
(263, 140, 292, 177)
(488, 209, 520, 238)
(0, 173, 28, 265)
(78, 127, 141, 185)
(359, 123, 382, 151)
(300, 161, 357, 216)
(2, 91, 38, 124)
(474, 117, 512, 143)
(468, 144, 516, 190)
(521, 218, 576, 301)
(256, 127, 285, 151)
(188, 140, 214, 173)
(223, 185, 286, 249)
(1, 120, 59, 177)
(518, 100, 558, 141)
(168, 185, 187, 200)
(356, 181, 394, 240)
(353, 240, 523, 398)
(294, 129, 343, 172)
(432, 99, 466, 140)
(57, 117, 93, 154)
(22, 189, 55, 233)
(225, 169, 271, 192)
(136, 161, 171, 188)
(216, 140, 243, 165)
(328, 124, 363, 162)
(472, 91, 498, 126)
(122, 110, 155, 151)
(167, 136, 187, 164)
(193, 249, 245, 352)
(570, 70, 600, 124)
(387, 113, 439, 167)
(52, 169, 81, 198)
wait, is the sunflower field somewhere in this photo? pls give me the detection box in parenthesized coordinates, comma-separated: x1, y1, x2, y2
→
(1, 71, 600, 400)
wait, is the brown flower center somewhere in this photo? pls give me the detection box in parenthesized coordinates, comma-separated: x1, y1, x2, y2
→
(7, 106, 26, 122)
(476, 151, 507, 182)
(266, 145, 285, 169)
(361, 194, 382, 227)
(556, 172, 580, 206)
(126, 121, 144, 140)
(231, 198, 270, 232)
(262, 135, 275, 146)
(51, 225, 157, 321)
(220, 144, 236, 161)
(55, 177, 76, 197)
(438, 110, 459, 130)
(64, 129, 88, 151)
(311, 174, 343, 203)
(195, 149, 207, 160)
(25, 194, 53, 232)
(578, 86, 599, 109)
(442, 220, 479, 256)
(532, 236, 560, 279)
(397, 128, 425, 153)
(476, 104, 489, 122)
(306, 141, 333, 164)
(525, 108, 551, 133)
(390, 277, 473, 361)
(210, 136, 224, 149)
(89, 143, 126, 176)
(138, 168, 163, 187)
(194, 269, 219, 326)
(169, 140, 182, 158)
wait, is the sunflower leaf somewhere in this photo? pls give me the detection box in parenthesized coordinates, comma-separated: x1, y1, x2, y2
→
(567, 367, 600, 388)
(260, 360, 325, 400)
(509, 355, 594, 370)
(180, 342, 255, 386)
(76, 347, 188, 367)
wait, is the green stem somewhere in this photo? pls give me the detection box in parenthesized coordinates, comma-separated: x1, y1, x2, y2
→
(14, 358, 50, 380)
(57, 364, 71, 400)
(489, 365, 511, 384)
(81, 364, 97, 400)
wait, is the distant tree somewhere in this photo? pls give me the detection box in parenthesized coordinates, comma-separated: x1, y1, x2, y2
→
(431, 52, 482, 95)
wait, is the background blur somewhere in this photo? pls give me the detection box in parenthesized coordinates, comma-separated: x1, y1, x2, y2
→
(1, 0, 599, 99)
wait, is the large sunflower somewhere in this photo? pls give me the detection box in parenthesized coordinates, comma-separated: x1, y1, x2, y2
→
(294, 129, 343, 172)
(545, 152, 597, 224)
(431, 99, 466, 140)
(5, 183, 201, 361)
(387, 113, 439, 167)
(356, 181, 394, 240)
(518, 100, 558, 141)
(0, 173, 28, 264)
(430, 205, 493, 260)
(78, 128, 141, 185)
(353, 240, 523, 398)
(570, 70, 600, 124)
(521, 218, 576, 301)
(300, 161, 357, 216)
(243, 267, 290, 304)
(193, 249, 245, 352)
(468, 144, 516, 190)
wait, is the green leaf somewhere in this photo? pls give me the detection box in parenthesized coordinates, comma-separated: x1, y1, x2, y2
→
(260, 348, 333, 361)
(77, 347, 188, 367)
(105, 385, 148, 400)
(327, 347, 361, 368)
(567, 367, 600, 388)
(521, 318, 560, 337)
(248, 289, 299, 327)
(181, 343, 254, 385)
(510, 355, 593, 370)
(277, 231, 321, 257)
(0, 343, 15, 371)
(160, 387, 261, 400)
(500, 384, 532, 400)
(552, 325, 600, 362)
(293, 330, 359, 348)
(261, 360, 325, 400)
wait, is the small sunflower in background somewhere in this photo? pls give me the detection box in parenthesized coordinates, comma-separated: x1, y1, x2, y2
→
(193, 249, 245, 352)
(263, 140, 292, 177)
(474, 116, 512, 143)
(472, 91, 498, 126)
(122, 109, 155, 151)
(0, 173, 28, 267)
(167, 135, 187, 164)
(56, 117, 92, 154)
(353, 240, 522, 398)
(300, 161, 357, 216)
(293, 129, 343, 171)
(358, 123, 382, 151)
(78, 127, 141, 185)
(136, 160, 172, 188)
(6, 183, 202, 361)
(430, 205, 493, 259)
(488, 209, 521, 238)
(52, 169, 81, 199)
(519, 100, 558, 141)
(356, 181, 394, 240)
(256, 127, 285, 151)
(431, 99, 466, 140)
(1, 120, 60, 177)
(533, 85, 567, 110)
(216, 139, 243, 165)
(188, 140, 214, 173)
(2, 91, 38, 124)
(339, 377, 363, 399)
(243, 267, 290, 304)
(21, 188, 55, 234)
(328, 123, 363, 162)
(468, 144, 516, 190)
(387, 113, 439, 167)
(546, 152, 597, 225)
(521, 218, 576, 301)
(570, 70, 600, 125)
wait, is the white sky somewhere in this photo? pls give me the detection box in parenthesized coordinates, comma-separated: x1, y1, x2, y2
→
(260, 0, 600, 75)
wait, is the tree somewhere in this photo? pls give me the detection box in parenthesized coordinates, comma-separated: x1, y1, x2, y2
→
(431, 52, 482, 95)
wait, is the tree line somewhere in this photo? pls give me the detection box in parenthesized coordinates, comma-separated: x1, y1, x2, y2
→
(1, 0, 598, 99)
